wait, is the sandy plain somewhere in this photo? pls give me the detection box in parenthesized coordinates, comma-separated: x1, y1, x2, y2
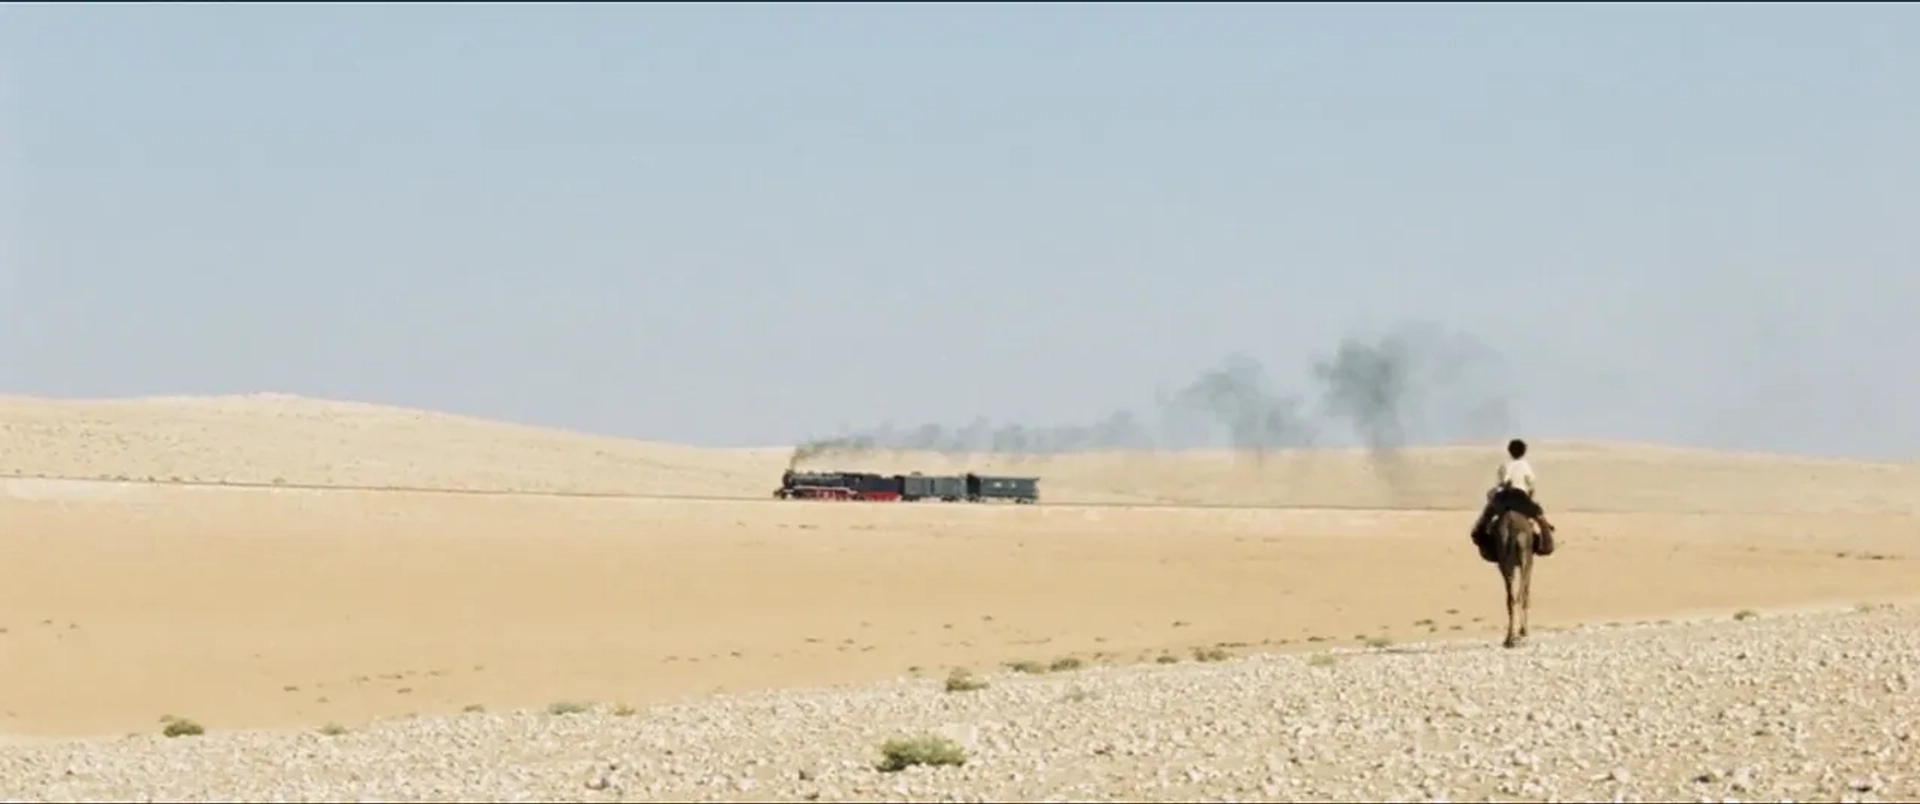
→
(0, 393, 1914, 745)
(0, 393, 1916, 802)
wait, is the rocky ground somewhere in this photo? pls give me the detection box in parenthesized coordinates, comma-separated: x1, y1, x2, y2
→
(3, 604, 1915, 803)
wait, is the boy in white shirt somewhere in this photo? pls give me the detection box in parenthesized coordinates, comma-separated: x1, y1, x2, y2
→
(1475, 438, 1556, 542)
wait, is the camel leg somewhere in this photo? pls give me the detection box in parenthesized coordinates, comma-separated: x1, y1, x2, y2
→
(1500, 559, 1519, 649)
(1517, 544, 1534, 639)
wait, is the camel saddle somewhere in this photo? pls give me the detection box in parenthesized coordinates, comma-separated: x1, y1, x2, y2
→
(1470, 516, 1556, 562)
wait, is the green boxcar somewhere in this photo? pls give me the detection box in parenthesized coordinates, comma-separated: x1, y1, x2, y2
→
(966, 474, 1039, 504)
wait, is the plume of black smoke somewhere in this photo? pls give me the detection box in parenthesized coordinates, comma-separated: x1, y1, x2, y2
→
(808, 412, 1156, 462)
(1168, 353, 1317, 461)
(786, 434, 879, 469)
(1311, 324, 1513, 493)
(786, 324, 1511, 470)
(1313, 336, 1414, 456)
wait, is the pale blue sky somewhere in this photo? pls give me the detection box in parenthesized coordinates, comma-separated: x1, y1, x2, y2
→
(2, 3, 1915, 457)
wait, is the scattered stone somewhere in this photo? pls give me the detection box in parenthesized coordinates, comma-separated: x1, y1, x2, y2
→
(0, 606, 1914, 802)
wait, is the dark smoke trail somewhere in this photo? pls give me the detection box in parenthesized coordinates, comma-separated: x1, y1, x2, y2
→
(785, 324, 1513, 472)
(1170, 353, 1316, 461)
(1312, 335, 1416, 457)
(1308, 324, 1513, 499)
(786, 434, 879, 469)
(897, 423, 951, 453)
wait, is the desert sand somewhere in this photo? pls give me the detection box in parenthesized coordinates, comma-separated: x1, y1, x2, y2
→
(1, 393, 1916, 800)
(5, 604, 1917, 802)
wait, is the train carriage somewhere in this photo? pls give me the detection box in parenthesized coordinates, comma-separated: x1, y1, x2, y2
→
(965, 473, 1040, 504)
(901, 473, 968, 502)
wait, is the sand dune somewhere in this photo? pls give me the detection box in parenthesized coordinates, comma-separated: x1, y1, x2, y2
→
(0, 392, 1915, 750)
(0, 393, 772, 497)
(2, 393, 1916, 513)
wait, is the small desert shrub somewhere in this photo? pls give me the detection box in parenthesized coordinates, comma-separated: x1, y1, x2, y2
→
(546, 700, 591, 716)
(161, 717, 204, 738)
(944, 668, 988, 693)
(1193, 646, 1231, 663)
(1048, 656, 1084, 672)
(1004, 659, 1047, 674)
(876, 735, 967, 772)
(1364, 635, 1394, 649)
(462, 703, 486, 713)
(1733, 609, 1759, 622)
(1154, 653, 1180, 664)
(611, 702, 637, 717)
(317, 722, 348, 736)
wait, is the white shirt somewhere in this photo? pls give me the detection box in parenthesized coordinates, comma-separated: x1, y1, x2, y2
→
(1497, 458, 1537, 496)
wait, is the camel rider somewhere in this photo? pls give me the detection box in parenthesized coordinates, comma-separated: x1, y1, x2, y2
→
(1478, 438, 1556, 538)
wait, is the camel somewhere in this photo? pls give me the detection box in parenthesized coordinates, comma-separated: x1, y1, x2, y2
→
(1493, 508, 1538, 648)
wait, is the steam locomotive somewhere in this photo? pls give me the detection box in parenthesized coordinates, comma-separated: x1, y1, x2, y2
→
(775, 469, 1040, 504)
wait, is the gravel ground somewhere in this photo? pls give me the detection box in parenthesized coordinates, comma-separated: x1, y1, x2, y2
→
(3, 604, 1915, 803)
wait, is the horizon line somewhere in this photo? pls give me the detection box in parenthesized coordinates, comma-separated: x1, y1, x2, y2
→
(1, 390, 1910, 467)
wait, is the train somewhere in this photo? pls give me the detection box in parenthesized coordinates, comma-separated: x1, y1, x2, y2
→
(775, 469, 1040, 504)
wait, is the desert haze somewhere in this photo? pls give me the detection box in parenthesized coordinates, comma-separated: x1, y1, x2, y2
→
(1, 393, 1916, 802)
